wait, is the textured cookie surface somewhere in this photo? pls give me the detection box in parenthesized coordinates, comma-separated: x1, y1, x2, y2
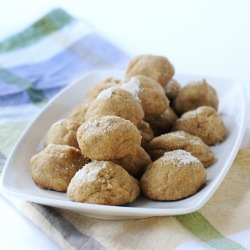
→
(172, 106, 227, 145)
(140, 150, 207, 200)
(67, 161, 140, 205)
(30, 144, 89, 192)
(77, 115, 141, 160)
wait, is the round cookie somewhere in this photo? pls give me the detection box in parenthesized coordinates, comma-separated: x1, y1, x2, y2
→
(68, 100, 92, 123)
(77, 115, 141, 160)
(44, 119, 82, 148)
(147, 107, 178, 136)
(86, 77, 121, 99)
(172, 106, 227, 145)
(137, 120, 154, 147)
(114, 146, 152, 177)
(146, 131, 214, 167)
(140, 150, 207, 201)
(172, 79, 219, 115)
(30, 144, 89, 192)
(125, 54, 174, 87)
(165, 78, 181, 101)
(67, 161, 140, 205)
(121, 75, 169, 120)
(85, 87, 144, 125)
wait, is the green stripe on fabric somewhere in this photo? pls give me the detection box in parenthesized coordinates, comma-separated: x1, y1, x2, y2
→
(0, 8, 73, 52)
(0, 68, 47, 105)
(176, 212, 246, 250)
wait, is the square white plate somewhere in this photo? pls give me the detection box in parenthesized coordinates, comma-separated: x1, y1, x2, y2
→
(1, 70, 246, 220)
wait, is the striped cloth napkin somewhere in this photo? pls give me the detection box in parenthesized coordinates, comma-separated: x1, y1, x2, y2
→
(1, 8, 250, 250)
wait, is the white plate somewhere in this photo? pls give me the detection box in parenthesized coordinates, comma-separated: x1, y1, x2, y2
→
(1, 70, 246, 220)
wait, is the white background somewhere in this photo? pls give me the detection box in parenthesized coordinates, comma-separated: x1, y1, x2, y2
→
(0, 0, 249, 249)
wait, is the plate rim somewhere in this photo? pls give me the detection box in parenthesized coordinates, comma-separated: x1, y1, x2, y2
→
(0, 69, 247, 219)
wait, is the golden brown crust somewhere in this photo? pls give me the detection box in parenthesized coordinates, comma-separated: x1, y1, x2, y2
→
(114, 146, 152, 177)
(30, 144, 89, 192)
(165, 78, 181, 101)
(140, 150, 207, 200)
(68, 100, 92, 123)
(86, 77, 121, 99)
(146, 131, 214, 167)
(125, 54, 175, 87)
(172, 79, 219, 115)
(172, 106, 227, 145)
(122, 75, 169, 120)
(67, 161, 140, 205)
(77, 115, 141, 160)
(85, 88, 144, 126)
(137, 120, 154, 147)
(147, 107, 178, 136)
(44, 119, 81, 148)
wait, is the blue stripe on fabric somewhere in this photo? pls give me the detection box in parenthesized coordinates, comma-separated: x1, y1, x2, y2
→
(0, 33, 129, 107)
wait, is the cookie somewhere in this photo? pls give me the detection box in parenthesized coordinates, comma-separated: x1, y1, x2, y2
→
(77, 115, 141, 160)
(30, 144, 89, 192)
(67, 161, 140, 205)
(122, 75, 169, 120)
(147, 107, 178, 136)
(114, 146, 152, 177)
(172, 79, 219, 115)
(172, 106, 227, 145)
(165, 78, 181, 101)
(86, 77, 121, 100)
(85, 87, 144, 125)
(146, 131, 214, 167)
(125, 54, 174, 87)
(140, 150, 207, 200)
(137, 120, 154, 147)
(44, 119, 81, 148)
(68, 100, 92, 123)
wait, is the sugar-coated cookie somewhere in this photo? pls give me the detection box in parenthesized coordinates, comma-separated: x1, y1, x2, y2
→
(172, 106, 227, 145)
(140, 150, 207, 200)
(44, 119, 81, 148)
(125, 54, 174, 87)
(67, 161, 140, 205)
(30, 144, 89, 192)
(86, 77, 121, 100)
(121, 75, 169, 120)
(172, 79, 219, 115)
(77, 115, 141, 160)
(146, 131, 214, 167)
(85, 87, 144, 125)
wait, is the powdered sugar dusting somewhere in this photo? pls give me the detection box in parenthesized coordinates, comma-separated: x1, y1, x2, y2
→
(96, 86, 117, 100)
(72, 161, 108, 183)
(181, 107, 206, 120)
(169, 131, 186, 139)
(82, 116, 131, 136)
(169, 131, 201, 145)
(163, 149, 200, 166)
(121, 77, 141, 101)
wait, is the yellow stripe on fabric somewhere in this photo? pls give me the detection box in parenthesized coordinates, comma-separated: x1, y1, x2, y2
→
(176, 212, 246, 250)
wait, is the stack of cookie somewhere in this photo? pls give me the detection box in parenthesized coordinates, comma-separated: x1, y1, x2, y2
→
(30, 54, 227, 205)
